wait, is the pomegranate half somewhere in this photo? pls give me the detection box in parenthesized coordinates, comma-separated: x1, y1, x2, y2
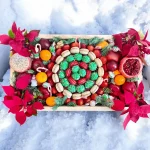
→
(119, 57, 143, 78)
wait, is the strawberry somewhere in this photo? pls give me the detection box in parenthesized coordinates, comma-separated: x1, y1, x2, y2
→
(111, 99, 125, 111)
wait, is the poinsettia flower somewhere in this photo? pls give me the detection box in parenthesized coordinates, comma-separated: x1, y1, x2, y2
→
(0, 22, 40, 57)
(121, 82, 150, 129)
(15, 73, 32, 90)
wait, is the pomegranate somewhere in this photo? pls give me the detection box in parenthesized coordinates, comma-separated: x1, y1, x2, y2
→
(122, 82, 136, 93)
(119, 57, 143, 78)
(106, 60, 118, 71)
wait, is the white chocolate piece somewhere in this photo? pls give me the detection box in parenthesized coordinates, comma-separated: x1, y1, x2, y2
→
(90, 85, 99, 94)
(52, 64, 59, 73)
(88, 52, 96, 60)
(72, 93, 81, 100)
(56, 83, 64, 92)
(81, 91, 91, 98)
(96, 77, 103, 86)
(70, 47, 79, 53)
(55, 56, 64, 64)
(95, 58, 102, 67)
(90, 100, 96, 107)
(61, 50, 71, 57)
(98, 67, 104, 76)
(52, 74, 59, 83)
(63, 90, 72, 98)
(79, 48, 89, 55)
(85, 103, 90, 106)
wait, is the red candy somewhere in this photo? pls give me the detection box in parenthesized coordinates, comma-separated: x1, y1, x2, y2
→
(66, 68, 71, 77)
(79, 62, 88, 69)
(70, 61, 79, 67)
(68, 77, 77, 85)
(85, 70, 91, 79)
(78, 78, 86, 85)
(48, 62, 54, 70)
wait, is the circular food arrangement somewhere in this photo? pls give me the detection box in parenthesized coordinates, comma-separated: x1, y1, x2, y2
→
(1, 22, 150, 128)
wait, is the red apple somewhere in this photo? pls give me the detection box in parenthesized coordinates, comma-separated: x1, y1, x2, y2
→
(106, 51, 120, 62)
(106, 60, 118, 71)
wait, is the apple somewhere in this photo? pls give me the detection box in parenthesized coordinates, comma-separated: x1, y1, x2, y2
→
(106, 60, 118, 71)
(106, 51, 120, 62)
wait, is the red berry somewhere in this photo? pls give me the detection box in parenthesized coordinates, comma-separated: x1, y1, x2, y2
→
(101, 80, 108, 88)
(71, 42, 79, 47)
(39, 87, 50, 99)
(79, 62, 88, 69)
(85, 70, 91, 79)
(83, 97, 91, 104)
(48, 62, 55, 70)
(56, 48, 63, 55)
(70, 61, 79, 67)
(93, 49, 101, 57)
(46, 71, 53, 78)
(57, 93, 64, 97)
(100, 56, 107, 64)
(103, 64, 107, 71)
(80, 43, 86, 48)
(96, 88, 104, 95)
(68, 77, 77, 85)
(87, 45, 94, 51)
(78, 78, 86, 85)
(76, 99, 84, 106)
(103, 72, 109, 78)
(48, 78, 54, 86)
(52, 86, 57, 94)
(70, 100, 76, 104)
(91, 94, 97, 100)
(65, 98, 71, 104)
(51, 55, 57, 62)
(66, 68, 71, 77)
(62, 45, 70, 51)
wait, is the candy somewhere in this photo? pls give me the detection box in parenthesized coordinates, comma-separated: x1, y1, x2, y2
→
(68, 85, 76, 93)
(95, 58, 102, 67)
(82, 55, 91, 63)
(79, 69, 86, 77)
(79, 62, 88, 69)
(96, 77, 103, 86)
(52, 74, 59, 83)
(78, 78, 86, 85)
(70, 47, 79, 53)
(81, 91, 91, 98)
(90, 85, 99, 94)
(58, 70, 65, 79)
(61, 78, 69, 87)
(85, 70, 91, 79)
(74, 53, 82, 61)
(52, 64, 59, 73)
(72, 93, 81, 99)
(98, 67, 104, 76)
(66, 55, 75, 62)
(55, 56, 64, 64)
(79, 48, 89, 55)
(76, 85, 85, 93)
(89, 62, 97, 71)
(61, 50, 71, 57)
(56, 83, 64, 92)
(85, 80, 94, 89)
(63, 90, 72, 98)
(60, 61, 68, 70)
(88, 51, 96, 60)
(68, 76, 77, 85)
(90, 100, 96, 107)
(70, 61, 78, 67)
(90, 72, 99, 81)
(66, 68, 71, 77)
(72, 65, 80, 73)
(72, 73, 80, 80)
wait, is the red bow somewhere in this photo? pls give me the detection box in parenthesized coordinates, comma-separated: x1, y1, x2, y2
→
(121, 82, 150, 129)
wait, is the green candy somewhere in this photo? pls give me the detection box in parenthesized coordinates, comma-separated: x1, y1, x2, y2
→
(60, 61, 68, 70)
(74, 53, 82, 61)
(90, 72, 99, 81)
(58, 70, 65, 79)
(72, 73, 80, 80)
(72, 65, 80, 73)
(82, 55, 91, 63)
(68, 85, 76, 93)
(66, 55, 75, 62)
(61, 78, 69, 87)
(85, 80, 94, 89)
(79, 69, 86, 77)
(76, 85, 85, 93)
(89, 62, 97, 71)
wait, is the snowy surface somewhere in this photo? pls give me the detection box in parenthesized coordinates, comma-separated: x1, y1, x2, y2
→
(0, 0, 150, 150)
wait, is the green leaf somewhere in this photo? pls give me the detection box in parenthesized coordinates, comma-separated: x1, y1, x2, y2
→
(8, 29, 15, 39)
(55, 96, 67, 106)
(67, 102, 77, 106)
(52, 105, 59, 111)
(24, 30, 28, 36)
(78, 38, 89, 45)
(49, 46, 55, 53)
(31, 37, 41, 45)
(43, 60, 50, 65)
(101, 45, 111, 56)
(27, 69, 35, 74)
(63, 38, 75, 44)
(89, 37, 104, 46)
(52, 37, 62, 43)
(103, 87, 112, 94)
(127, 77, 139, 82)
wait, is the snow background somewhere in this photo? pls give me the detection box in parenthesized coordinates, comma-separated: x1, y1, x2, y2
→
(0, 0, 150, 150)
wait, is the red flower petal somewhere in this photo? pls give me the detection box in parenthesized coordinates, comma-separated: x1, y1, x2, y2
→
(26, 30, 40, 42)
(111, 99, 125, 111)
(27, 106, 34, 115)
(33, 102, 44, 110)
(123, 113, 131, 130)
(137, 82, 144, 95)
(2, 86, 14, 96)
(15, 28, 25, 41)
(24, 90, 33, 102)
(122, 44, 132, 56)
(9, 40, 23, 53)
(128, 28, 140, 40)
(113, 34, 122, 50)
(127, 45, 139, 57)
(15, 111, 26, 125)
(19, 47, 30, 57)
(124, 90, 136, 105)
(130, 115, 139, 123)
(0, 35, 11, 45)
(143, 30, 148, 41)
(12, 22, 17, 34)
(9, 105, 22, 114)
(16, 73, 32, 90)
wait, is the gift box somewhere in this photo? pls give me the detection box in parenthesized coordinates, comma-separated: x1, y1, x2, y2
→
(1, 22, 150, 129)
